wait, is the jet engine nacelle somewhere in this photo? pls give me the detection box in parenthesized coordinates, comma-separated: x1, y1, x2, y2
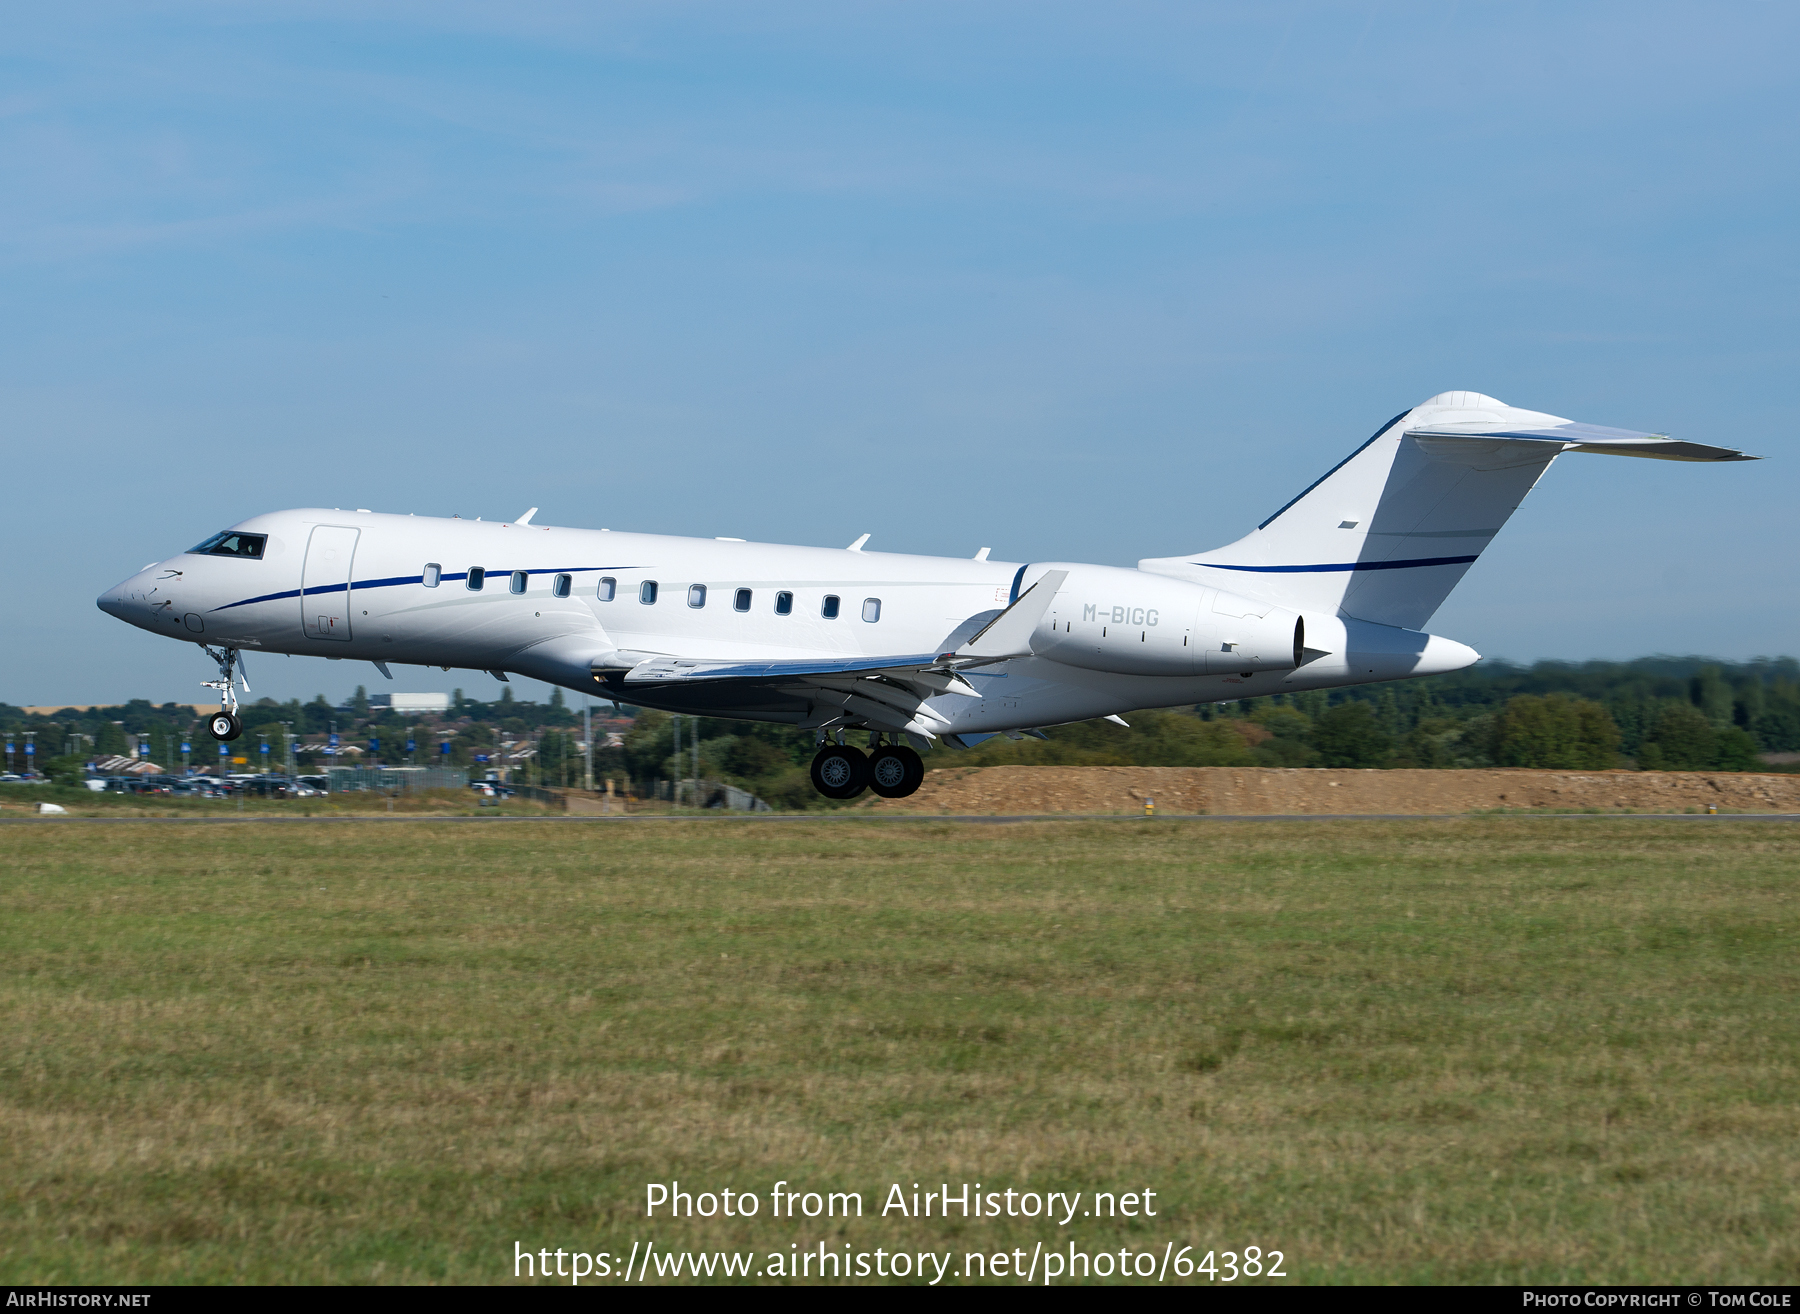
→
(1027, 563, 1302, 677)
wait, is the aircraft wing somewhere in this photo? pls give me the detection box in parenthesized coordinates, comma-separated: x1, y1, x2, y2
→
(619, 651, 984, 696)
(598, 570, 1070, 737)
(609, 652, 983, 737)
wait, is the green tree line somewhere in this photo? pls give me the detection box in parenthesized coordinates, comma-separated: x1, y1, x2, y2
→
(7, 655, 1795, 798)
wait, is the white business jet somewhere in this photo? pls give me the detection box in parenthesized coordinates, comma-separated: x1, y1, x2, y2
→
(98, 392, 1753, 800)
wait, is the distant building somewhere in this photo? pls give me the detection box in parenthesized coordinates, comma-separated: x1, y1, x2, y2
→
(90, 755, 163, 776)
(368, 693, 452, 714)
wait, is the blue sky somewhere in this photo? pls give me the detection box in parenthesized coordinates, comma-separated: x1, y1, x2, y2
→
(4, 2, 1796, 706)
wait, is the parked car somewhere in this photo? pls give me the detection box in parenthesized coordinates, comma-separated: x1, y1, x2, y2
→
(172, 778, 228, 799)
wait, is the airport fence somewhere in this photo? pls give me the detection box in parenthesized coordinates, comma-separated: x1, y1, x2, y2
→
(651, 778, 772, 811)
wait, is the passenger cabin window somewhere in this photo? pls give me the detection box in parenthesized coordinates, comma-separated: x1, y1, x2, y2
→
(640, 580, 658, 604)
(821, 595, 840, 619)
(467, 567, 486, 591)
(188, 531, 266, 559)
(687, 584, 707, 608)
(775, 591, 793, 616)
(734, 588, 751, 612)
(510, 570, 528, 595)
(862, 598, 881, 623)
(552, 573, 571, 599)
(423, 563, 441, 588)
(598, 576, 616, 602)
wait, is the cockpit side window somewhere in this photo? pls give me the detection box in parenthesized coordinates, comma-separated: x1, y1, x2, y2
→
(188, 531, 267, 559)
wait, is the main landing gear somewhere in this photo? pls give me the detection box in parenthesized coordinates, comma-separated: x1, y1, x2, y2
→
(202, 644, 247, 742)
(810, 735, 925, 800)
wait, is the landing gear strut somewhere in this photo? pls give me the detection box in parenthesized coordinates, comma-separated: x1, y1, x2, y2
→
(201, 644, 247, 742)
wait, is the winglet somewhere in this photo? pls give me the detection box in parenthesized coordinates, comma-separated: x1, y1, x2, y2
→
(516, 507, 538, 525)
(950, 569, 1068, 661)
(847, 533, 871, 551)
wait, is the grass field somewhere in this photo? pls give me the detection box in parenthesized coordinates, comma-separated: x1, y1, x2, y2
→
(1, 818, 1795, 1285)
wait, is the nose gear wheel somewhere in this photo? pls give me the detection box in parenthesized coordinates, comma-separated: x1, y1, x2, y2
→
(208, 711, 243, 741)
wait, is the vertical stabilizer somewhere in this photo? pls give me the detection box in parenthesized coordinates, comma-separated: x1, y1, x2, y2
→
(1139, 392, 1752, 631)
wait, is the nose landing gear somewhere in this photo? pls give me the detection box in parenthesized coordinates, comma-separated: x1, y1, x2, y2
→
(201, 644, 248, 742)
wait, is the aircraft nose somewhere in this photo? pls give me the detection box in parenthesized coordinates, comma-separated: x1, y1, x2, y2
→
(97, 573, 148, 623)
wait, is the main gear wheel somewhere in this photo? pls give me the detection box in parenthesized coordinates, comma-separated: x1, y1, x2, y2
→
(810, 744, 869, 799)
(867, 745, 924, 798)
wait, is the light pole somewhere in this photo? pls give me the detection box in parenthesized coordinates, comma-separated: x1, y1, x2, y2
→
(280, 721, 294, 776)
(582, 696, 592, 793)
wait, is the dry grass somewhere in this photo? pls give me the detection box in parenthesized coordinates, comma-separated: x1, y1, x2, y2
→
(1, 819, 1796, 1284)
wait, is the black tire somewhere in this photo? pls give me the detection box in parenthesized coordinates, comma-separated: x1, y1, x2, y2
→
(207, 711, 242, 742)
(810, 745, 869, 799)
(867, 745, 925, 798)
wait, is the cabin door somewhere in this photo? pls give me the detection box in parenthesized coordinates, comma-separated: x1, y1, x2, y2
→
(302, 526, 359, 641)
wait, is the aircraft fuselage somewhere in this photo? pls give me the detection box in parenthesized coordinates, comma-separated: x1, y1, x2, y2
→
(97, 508, 1476, 738)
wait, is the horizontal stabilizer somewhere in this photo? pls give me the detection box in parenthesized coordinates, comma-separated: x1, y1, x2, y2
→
(1407, 419, 1757, 462)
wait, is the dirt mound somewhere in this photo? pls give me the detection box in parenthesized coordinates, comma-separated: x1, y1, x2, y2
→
(862, 765, 1800, 815)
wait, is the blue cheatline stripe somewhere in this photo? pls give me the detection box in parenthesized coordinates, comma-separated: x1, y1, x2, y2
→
(211, 566, 626, 612)
(212, 586, 303, 610)
(1196, 554, 1480, 574)
(1257, 410, 1411, 531)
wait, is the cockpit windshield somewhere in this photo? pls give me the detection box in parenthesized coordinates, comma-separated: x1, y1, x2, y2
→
(188, 531, 267, 559)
